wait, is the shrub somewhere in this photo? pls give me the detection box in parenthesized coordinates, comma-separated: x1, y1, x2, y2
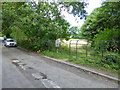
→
(93, 28, 120, 53)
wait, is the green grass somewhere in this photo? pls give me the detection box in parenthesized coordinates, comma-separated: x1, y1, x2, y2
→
(19, 39, 119, 75)
(67, 56, 119, 74)
(41, 47, 120, 75)
(41, 50, 69, 59)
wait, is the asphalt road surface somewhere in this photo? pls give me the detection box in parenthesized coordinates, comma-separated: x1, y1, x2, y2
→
(1, 41, 118, 88)
(0, 41, 2, 89)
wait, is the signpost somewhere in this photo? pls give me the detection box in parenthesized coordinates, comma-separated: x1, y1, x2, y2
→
(55, 40, 60, 53)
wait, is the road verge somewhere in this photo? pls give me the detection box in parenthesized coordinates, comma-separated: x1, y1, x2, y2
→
(43, 56, 119, 82)
(17, 46, 120, 82)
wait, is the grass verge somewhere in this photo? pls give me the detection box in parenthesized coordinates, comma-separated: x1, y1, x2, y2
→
(41, 50, 69, 59)
(41, 49, 119, 75)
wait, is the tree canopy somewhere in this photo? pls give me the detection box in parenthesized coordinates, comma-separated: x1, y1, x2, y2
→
(80, 2, 120, 40)
(2, 2, 87, 51)
(80, 2, 120, 53)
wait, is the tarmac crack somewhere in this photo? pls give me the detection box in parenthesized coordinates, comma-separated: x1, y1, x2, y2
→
(12, 60, 60, 88)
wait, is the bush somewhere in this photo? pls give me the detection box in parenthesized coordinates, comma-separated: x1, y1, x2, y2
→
(102, 54, 119, 65)
(93, 28, 120, 53)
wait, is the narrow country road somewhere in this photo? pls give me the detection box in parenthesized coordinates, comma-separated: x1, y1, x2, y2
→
(1, 41, 118, 88)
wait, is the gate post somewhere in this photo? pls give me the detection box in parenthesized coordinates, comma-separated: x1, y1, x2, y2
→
(69, 40, 72, 57)
(76, 40, 79, 59)
(86, 40, 88, 57)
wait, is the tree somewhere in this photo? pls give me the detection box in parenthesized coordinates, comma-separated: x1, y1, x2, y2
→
(2, 2, 87, 51)
(69, 26, 80, 39)
(80, 2, 120, 53)
(80, 2, 120, 40)
(94, 29, 120, 53)
(59, 2, 87, 19)
(2, 2, 25, 37)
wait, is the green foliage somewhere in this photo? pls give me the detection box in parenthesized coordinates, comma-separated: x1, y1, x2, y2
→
(42, 50, 69, 59)
(2, 2, 25, 37)
(3, 2, 120, 74)
(79, 2, 120, 72)
(80, 2, 120, 40)
(61, 2, 87, 19)
(69, 26, 81, 39)
(2, 2, 87, 51)
(18, 40, 36, 51)
(41, 44, 70, 59)
(93, 29, 120, 53)
(68, 51, 120, 74)
(80, 2, 120, 53)
(101, 53, 120, 66)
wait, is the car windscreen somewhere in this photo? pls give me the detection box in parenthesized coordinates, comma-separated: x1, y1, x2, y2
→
(7, 40, 14, 42)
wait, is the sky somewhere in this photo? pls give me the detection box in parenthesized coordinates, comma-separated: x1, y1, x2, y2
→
(33, 0, 104, 27)
(62, 0, 104, 27)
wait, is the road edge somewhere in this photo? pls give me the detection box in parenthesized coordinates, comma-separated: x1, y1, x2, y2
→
(17, 46, 119, 82)
(43, 56, 120, 82)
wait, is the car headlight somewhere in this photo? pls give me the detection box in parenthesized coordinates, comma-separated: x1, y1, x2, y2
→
(6, 43, 10, 45)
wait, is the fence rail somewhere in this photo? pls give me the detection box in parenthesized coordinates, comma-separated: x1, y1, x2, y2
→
(68, 40, 120, 60)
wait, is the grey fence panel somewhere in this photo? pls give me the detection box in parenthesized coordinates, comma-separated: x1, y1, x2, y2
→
(69, 40, 120, 60)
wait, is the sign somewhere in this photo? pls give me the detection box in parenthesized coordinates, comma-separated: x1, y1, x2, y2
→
(55, 40, 60, 47)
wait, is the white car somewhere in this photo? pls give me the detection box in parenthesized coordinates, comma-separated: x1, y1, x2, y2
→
(0, 37, 4, 41)
(4, 38, 17, 47)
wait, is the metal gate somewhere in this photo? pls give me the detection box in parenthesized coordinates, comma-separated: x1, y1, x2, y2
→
(69, 40, 120, 61)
